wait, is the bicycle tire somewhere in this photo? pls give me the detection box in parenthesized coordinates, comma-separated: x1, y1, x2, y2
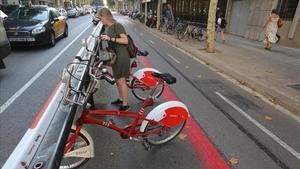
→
(60, 129, 91, 169)
(145, 121, 186, 145)
(131, 78, 165, 101)
(167, 27, 174, 35)
(179, 31, 189, 41)
(177, 30, 185, 40)
(197, 29, 207, 41)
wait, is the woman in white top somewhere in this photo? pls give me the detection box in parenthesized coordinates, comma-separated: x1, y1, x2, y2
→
(263, 9, 280, 50)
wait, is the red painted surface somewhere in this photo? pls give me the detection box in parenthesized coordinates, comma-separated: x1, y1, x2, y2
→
(29, 81, 61, 129)
(140, 71, 158, 87)
(159, 106, 189, 128)
(138, 56, 230, 169)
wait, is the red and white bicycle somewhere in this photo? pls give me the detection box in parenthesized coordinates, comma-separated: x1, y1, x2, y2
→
(59, 41, 190, 169)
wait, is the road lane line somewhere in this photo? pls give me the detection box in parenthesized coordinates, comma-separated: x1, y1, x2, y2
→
(167, 53, 181, 64)
(216, 91, 300, 160)
(138, 55, 230, 169)
(149, 40, 155, 44)
(0, 24, 92, 114)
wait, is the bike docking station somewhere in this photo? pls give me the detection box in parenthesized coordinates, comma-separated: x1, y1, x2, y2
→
(2, 23, 105, 169)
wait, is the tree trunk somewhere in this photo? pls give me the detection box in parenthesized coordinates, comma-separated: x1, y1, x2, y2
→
(156, 0, 161, 29)
(206, 0, 218, 53)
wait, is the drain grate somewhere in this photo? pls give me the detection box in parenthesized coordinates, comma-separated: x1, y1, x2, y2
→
(288, 84, 300, 92)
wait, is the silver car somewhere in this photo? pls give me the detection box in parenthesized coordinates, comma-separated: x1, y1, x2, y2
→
(58, 8, 68, 19)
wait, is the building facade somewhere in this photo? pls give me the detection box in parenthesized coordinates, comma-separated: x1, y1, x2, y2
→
(131, 0, 299, 48)
(226, 0, 300, 48)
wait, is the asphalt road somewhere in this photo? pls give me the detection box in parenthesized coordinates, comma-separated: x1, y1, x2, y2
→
(1, 14, 300, 169)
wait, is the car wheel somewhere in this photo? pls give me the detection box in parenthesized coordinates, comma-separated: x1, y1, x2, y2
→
(63, 25, 68, 37)
(49, 32, 56, 47)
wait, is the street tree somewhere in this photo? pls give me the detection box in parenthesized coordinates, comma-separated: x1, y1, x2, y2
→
(91, 0, 104, 6)
(206, 0, 218, 53)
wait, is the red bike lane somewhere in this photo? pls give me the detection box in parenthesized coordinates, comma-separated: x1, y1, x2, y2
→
(139, 56, 231, 169)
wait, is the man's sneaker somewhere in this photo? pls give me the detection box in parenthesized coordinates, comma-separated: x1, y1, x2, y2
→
(111, 99, 123, 105)
(119, 105, 130, 111)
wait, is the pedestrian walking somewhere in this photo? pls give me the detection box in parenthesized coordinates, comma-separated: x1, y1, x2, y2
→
(263, 9, 282, 50)
(98, 8, 131, 111)
(163, 5, 172, 28)
(215, 13, 227, 43)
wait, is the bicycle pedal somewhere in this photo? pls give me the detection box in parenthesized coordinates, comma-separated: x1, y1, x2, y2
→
(142, 141, 152, 151)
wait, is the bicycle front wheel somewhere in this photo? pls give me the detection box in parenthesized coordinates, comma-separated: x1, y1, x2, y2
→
(131, 78, 165, 101)
(60, 129, 91, 169)
(145, 121, 186, 145)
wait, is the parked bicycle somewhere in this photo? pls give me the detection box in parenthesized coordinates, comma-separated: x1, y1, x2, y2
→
(59, 41, 190, 169)
(177, 22, 207, 41)
(88, 35, 165, 101)
(166, 18, 183, 35)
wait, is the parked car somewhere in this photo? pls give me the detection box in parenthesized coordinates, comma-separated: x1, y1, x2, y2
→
(67, 7, 79, 18)
(0, 18, 11, 69)
(0, 5, 18, 16)
(84, 8, 91, 14)
(58, 8, 68, 19)
(4, 5, 68, 47)
(92, 12, 99, 25)
(76, 7, 85, 15)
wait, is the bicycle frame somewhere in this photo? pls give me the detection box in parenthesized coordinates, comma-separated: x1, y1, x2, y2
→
(64, 81, 165, 154)
(102, 59, 164, 91)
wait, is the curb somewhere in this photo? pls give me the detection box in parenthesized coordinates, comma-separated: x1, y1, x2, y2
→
(130, 18, 300, 118)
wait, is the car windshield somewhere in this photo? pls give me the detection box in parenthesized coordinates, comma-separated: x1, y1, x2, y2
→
(8, 8, 48, 21)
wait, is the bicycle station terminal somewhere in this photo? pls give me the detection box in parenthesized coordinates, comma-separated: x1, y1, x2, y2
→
(2, 23, 104, 169)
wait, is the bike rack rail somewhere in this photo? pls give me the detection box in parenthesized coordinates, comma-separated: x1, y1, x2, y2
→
(2, 23, 104, 169)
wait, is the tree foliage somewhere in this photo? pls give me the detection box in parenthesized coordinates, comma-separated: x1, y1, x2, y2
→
(107, 0, 115, 8)
(91, 0, 104, 6)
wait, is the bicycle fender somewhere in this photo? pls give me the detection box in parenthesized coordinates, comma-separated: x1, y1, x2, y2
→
(133, 68, 161, 87)
(64, 125, 95, 158)
(140, 101, 190, 132)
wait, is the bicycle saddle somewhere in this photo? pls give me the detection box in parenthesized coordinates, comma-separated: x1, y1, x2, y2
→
(152, 72, 176, 84)
(137, 50, 149, 56)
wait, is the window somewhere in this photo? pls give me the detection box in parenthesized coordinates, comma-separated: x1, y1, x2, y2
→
(277, 0, 299, 20)
(50, 10, 59, 19)
(8, 7, 48, 21)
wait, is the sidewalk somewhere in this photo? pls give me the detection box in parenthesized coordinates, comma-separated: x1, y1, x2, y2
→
(134, 20, 300, 116)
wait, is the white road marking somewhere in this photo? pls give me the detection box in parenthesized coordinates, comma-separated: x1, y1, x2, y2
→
(216, 91, 300, 160)
(0, 24, 92, 114)
(149, 40, 155, 44)
(167, 53, 181, 64)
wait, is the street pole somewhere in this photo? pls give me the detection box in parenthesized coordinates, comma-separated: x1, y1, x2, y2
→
(206, 0, 218, 53)
(156, 0, 161, 29)
(144, 2, 147, 24)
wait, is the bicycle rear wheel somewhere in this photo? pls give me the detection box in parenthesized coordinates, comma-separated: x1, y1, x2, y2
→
(131, 78, 165, 101)
(197, 29, 207, 41)
(145, 121, 186, 145)
(60, 129, 91, 169)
